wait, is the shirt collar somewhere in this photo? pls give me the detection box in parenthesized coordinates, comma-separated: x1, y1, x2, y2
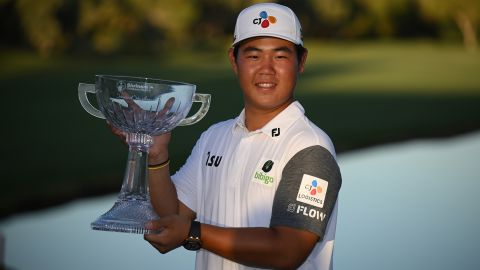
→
(233, 101, 305, 139)
(233, 109, 253, 135)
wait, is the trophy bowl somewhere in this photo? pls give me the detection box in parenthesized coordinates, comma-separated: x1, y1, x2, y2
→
(78, 75, 210, 234)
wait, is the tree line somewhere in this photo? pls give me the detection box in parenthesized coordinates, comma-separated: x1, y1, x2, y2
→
(1, 0, 478, 56)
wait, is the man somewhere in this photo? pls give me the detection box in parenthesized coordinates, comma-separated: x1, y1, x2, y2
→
(143, 3, 342, 270)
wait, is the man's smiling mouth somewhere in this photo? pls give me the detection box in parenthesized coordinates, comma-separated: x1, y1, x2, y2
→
(256, 82, 276, 88)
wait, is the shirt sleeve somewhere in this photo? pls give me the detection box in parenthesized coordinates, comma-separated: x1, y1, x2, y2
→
(170, 132, 206, 213)
(270, 145, 342, 240)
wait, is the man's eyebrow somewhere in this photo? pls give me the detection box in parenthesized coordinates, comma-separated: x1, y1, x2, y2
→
(274, 46, 294, 53)
(242, 46, 262, 53)
(241, 46, 294, 53)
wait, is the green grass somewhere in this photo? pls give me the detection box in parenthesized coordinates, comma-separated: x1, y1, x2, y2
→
(1, 41, 479, 218)
(300, 41, 480, 94)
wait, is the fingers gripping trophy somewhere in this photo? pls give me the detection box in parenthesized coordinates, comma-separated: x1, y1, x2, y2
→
(78, 75, 211, 234)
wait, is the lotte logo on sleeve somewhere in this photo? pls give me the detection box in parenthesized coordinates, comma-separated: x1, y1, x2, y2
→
(296, 174, 328, 208)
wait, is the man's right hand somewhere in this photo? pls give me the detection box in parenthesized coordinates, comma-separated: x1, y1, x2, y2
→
(107, 123, 171, 165)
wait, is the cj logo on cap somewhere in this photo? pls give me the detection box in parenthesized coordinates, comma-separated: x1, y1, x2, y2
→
(253, 11, 277, 28)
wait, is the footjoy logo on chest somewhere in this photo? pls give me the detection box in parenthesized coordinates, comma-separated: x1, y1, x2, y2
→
(205, 152, 222, 167)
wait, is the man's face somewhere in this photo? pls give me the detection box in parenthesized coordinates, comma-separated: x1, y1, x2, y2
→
(228, 37, 307, 113)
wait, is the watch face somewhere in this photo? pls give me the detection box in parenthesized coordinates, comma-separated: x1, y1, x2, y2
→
(184, 238, 202, 251)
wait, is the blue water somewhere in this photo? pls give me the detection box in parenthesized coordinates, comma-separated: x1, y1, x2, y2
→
(334, 132, 480, 270)
(1, 132, 479, 270)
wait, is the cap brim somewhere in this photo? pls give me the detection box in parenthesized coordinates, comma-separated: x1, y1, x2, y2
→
(233, 32, 302, 46)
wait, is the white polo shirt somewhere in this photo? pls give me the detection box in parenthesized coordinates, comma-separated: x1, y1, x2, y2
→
(172, 101, 342, 270)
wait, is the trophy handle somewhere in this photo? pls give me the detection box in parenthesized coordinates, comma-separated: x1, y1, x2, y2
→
(78, 83, 105, 119)
(178, 93, 211, 126)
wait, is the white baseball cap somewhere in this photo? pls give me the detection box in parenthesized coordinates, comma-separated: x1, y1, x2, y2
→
(232, 3, 303, 46)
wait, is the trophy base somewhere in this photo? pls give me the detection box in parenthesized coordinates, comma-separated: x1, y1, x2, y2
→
(91, 198, 160, 234)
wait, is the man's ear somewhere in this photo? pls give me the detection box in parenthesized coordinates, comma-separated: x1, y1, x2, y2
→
(298, 48, 308, 74)
(228, 48, 238, 76)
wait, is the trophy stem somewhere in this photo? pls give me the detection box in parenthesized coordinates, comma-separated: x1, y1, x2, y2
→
(91, 133, 160, 234)
(119, 134, 151, 200)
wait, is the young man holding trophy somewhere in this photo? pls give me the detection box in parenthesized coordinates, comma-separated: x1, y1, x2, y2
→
(125, 3, 341, 270)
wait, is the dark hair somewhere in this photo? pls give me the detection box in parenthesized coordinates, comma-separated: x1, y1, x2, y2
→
(233, 43, 306, 63)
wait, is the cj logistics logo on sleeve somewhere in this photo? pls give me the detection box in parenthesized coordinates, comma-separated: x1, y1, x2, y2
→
(296, 174, 328, 208)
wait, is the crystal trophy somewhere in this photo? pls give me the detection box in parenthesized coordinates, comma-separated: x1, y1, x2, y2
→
(78, 75, 210, 234)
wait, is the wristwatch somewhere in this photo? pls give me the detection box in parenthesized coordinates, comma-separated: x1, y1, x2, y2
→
(183, 220, 202, 251)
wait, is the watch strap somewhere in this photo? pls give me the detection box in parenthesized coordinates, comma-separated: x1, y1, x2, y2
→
(189, 220, 201, 239)
(183, 220, 202, 250)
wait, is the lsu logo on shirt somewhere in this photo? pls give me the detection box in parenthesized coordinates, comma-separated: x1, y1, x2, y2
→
(205, 151, 222, 167)
(296, 174, 328, 208)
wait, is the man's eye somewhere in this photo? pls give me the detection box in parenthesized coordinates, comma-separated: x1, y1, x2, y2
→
(247, 55, 259, 59)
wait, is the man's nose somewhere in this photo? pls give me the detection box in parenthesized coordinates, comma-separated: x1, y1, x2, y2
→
(258, 57, 275, 74)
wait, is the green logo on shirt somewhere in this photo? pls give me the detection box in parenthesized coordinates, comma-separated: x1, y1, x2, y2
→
(252, 159, 276, 187)
(262, 160, 274, 172)
(254, 171, 274, 185)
